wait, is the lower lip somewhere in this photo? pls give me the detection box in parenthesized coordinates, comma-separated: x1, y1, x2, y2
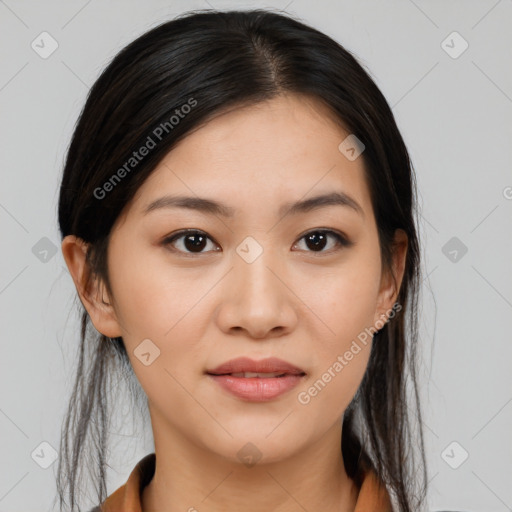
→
(207, 374, 304, 402)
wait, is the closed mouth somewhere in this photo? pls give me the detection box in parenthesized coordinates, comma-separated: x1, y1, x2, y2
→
(207, 371, 306, 378)
(206, 356, 306, 377)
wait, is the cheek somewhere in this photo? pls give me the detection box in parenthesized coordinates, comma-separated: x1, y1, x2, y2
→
(297, 257, 381, 345)
(106, 247, 207, 405)
(107, 242, 198, 338)
(108, 256, 168, 337)
(295, 271, 377, 418)
(294, 251, 381, 403)
(107, 243, 213, 380)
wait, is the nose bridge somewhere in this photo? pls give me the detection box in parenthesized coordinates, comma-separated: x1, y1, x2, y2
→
(234, 234, 281, 301)
(215, 234, 297, 337)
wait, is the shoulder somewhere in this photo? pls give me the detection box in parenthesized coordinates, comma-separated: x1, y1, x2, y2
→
(354, 468, 393, 511)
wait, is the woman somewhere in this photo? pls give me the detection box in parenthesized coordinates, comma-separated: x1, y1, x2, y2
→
(56, 8, 427, 512)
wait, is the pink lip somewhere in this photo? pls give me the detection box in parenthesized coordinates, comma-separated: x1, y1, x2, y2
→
(206, 357, 306, 402)
(207, 357, 305, 375)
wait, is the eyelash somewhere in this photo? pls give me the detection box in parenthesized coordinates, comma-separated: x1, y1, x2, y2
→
(161, 228, 352, 257)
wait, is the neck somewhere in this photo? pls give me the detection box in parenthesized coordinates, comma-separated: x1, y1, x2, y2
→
(141, 419, 359, 512)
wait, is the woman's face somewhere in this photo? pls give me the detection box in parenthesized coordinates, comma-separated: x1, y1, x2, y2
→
(85, 93, 405, 465)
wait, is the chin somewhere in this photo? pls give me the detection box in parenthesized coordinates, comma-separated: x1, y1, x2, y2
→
(201, 427, 306, 467)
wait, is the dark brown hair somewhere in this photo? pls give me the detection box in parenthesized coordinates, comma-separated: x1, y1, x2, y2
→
(55, 8, 427, 511)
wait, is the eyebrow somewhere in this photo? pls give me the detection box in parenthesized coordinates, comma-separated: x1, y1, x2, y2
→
(143, 191, 364, 219)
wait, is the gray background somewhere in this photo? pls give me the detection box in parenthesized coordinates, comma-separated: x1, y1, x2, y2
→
(1, 0, 511, 511)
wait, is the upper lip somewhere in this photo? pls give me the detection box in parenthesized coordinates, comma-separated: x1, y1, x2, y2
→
(206, 357, 306, 376)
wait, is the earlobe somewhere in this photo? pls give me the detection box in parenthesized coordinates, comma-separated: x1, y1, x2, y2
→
(373, 229, 408, 327)
(61, 235, 123, 338)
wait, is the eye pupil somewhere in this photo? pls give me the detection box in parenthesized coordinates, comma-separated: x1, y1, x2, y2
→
(305, 232, 327, 251)
(184, 234, 207, 252)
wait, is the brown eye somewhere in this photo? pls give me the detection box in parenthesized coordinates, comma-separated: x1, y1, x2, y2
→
(293, 230, 351, 254)
(162, 228, 351, 257)
(163, 230, 220, 255)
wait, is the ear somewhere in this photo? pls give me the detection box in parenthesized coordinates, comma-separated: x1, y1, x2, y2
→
(373, 229, 408, 327)
(61, 235, 123, 338)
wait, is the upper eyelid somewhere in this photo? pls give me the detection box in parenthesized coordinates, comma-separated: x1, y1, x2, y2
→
(163, 229, 219, 245)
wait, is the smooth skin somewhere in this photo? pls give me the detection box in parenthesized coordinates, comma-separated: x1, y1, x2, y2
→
(62, 93, 407, 512)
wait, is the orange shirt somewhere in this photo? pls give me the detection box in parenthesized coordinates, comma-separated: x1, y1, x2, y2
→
(94, 453, 393, 511)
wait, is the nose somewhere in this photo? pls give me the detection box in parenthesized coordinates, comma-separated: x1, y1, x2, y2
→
(214, 247, 299, 340)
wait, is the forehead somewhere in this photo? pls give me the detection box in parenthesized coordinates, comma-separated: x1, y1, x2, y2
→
(126, 93, 373, 223)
